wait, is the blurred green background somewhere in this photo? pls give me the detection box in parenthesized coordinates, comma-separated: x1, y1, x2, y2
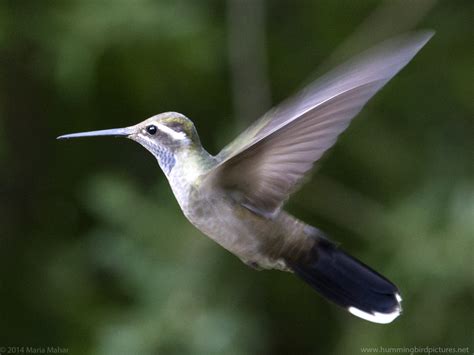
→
(0, 1, 472, 354)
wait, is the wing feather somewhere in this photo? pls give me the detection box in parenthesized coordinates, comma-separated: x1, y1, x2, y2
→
(204, 32, 433, 216)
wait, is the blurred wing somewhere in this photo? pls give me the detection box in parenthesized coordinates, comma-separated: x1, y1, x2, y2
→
(204, 32, 433, 217)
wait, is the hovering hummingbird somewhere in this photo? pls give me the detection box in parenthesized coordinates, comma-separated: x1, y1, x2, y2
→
(58, 32, 433, 324)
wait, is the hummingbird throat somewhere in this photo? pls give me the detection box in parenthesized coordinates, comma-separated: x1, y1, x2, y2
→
(153, 145, 176, 175)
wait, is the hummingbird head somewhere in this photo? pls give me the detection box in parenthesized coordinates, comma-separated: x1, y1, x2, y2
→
(131, 111, 200, 151)
(57, 112, 201, 175)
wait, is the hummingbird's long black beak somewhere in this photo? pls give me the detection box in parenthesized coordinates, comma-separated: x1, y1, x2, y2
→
(57, 127, 134, 140)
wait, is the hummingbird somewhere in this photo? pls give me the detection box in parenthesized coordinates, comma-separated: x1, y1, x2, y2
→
(58, 32, 433, 324)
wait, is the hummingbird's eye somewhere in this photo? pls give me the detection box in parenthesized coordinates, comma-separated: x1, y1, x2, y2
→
(146, 125, 157, 135)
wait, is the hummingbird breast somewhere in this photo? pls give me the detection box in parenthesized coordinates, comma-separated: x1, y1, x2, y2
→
(168, 171, 314, 270)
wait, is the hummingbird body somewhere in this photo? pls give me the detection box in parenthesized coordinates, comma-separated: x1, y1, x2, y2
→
(165, 140, 309, 271)
(58, 32, 433, 324)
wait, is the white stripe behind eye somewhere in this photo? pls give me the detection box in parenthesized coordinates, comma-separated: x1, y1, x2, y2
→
(156, 123, 187, 140)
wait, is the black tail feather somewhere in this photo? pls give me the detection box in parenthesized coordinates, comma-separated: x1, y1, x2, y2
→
(286, 238, 402, 324)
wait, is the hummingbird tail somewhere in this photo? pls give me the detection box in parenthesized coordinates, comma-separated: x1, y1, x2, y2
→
(286, 237, 402, 324)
